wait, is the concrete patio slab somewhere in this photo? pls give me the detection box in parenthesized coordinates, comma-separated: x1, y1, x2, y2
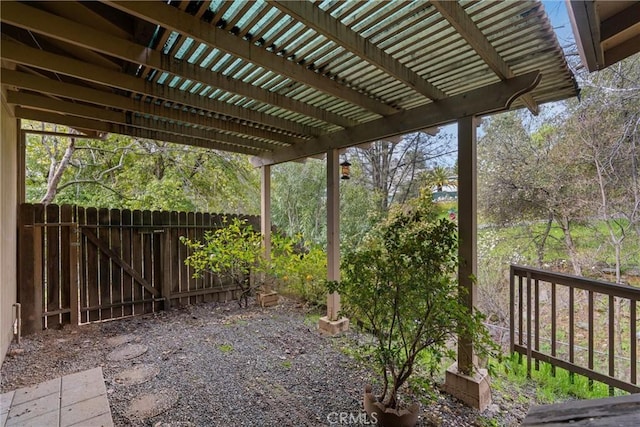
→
(2, 367, 113, 427)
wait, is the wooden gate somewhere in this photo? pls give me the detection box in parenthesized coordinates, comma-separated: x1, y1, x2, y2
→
(17, 203, 259, 334)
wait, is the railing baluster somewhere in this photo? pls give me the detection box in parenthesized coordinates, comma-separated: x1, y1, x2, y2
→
(569, 285, 575, 384)
(631, 300, 637, 385)
(527, 272, 532, 378)
(535, 278, 540, 371)
(551, 281, 557, 377)
(609, 295, 615, 396)
(588, 290, 594, 390)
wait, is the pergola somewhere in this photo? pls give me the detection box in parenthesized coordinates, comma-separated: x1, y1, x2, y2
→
(1, 0, 583, 409)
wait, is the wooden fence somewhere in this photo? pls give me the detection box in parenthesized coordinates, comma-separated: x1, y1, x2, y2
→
(17, 203, 259, 334)
(510, 265, 640, 394)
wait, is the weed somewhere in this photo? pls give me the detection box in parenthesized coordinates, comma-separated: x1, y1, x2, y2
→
(219, 343, 234, 353)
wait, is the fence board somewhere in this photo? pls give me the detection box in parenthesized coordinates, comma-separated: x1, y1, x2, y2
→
(152, 210, 163, 312)
(170, 211, 180, 302)
(45, 204, 60, 327)
(110, 209, 123, 318)
(121, 209, 133, 316)
(85, 207, 100, 322)
(98, 208, 112, 320)
(60, 205, 73, 325)
(178, 211, 188, 307)
(133, 210, 145, 315)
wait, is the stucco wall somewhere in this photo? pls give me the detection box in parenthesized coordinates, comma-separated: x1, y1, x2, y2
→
(1, 96, 18, 365)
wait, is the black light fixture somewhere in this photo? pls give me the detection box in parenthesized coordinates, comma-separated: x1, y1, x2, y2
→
(340, 159, 351, 180)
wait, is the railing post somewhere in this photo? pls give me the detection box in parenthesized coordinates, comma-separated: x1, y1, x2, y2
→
(510, 265, 515, 354)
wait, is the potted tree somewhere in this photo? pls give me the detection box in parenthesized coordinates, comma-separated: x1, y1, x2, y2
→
(328, 191, 494, 426)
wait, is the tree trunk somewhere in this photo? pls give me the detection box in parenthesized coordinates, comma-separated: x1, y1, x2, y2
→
(41, 138, 76, 205)
(557, 215, 582, 276)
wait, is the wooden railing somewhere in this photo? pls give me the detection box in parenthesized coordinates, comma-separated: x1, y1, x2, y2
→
(510, 265, 640, 394)
(18, 203, 259, 334)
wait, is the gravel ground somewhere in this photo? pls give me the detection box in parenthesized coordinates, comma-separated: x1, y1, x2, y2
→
(1, 297, 534, 426)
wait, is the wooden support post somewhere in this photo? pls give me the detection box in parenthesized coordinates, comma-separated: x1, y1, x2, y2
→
(261, 165, 271, 262)
(442, 116, 490, 410)
(319, 149, 349, 334)
(457, 115, 478, 374)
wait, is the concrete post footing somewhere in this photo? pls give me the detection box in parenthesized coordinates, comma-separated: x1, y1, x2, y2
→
(442, 362, 492, 411)
(318, 316, 349, 335)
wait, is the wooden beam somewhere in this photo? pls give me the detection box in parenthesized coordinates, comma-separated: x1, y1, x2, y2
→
(8, 91, 279, 151)
(0, 42, 324, 137)
(15, 108, 263, 156)
(270, 0, 447, 102)
(600, 2, 640, 41)
(108, 1, 398, 116)
(431, 0, 539, 115)
(605, 34, 640, 69)
(0, 6, 356, 129)
(2, 69, 304, 146)
(567, 0, 603, 72)
(254, 71, 542, 165)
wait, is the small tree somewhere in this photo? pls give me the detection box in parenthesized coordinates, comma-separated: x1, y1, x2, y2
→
(329, 191, 494, 413)
(181, 217, 298, 307)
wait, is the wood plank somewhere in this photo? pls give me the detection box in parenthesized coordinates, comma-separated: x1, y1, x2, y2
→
(523, 393, 640, 426)
(121, 209, 133, 316)
(161, 211, 172, 310)
(201, 212, 212, 303)
(33, 204, 45, 330)
(194, 212, 204, 304)
(76, 206, 88, 323)
(142, 210, 154, 314)
(132, 210, 144, 315)
(68, 221, 79, 327)
(152, 210, 163, 313)
(60, 204, 73, 325)
(187, 211, 196, 305)
(110, 208, 123, 318)
(98, 207, 112, 320)
(45, 203, 60, 327)
(178, 211, 188, 307)
(85, 207, 100, 321)
(170, 211, 180, 302)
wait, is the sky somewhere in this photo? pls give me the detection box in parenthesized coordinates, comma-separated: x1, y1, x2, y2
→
(543, 0, 577, 48)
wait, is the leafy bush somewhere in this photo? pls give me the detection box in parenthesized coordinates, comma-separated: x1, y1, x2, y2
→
(181, 217, 330, 308)
(329, 190, 495, 410)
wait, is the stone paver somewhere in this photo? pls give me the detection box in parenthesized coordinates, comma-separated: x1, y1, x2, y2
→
(2, 367, 113, 427)
(114, 364, 159, 386)
(106, 343, 148, 361)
